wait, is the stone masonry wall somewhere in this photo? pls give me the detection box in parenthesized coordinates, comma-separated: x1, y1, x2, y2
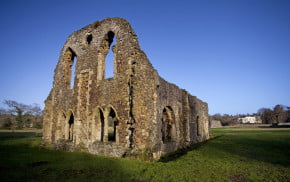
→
(43, 17, 210, 160)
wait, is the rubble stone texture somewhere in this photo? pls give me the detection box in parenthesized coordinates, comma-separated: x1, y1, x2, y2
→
(43, 17, 210, 160)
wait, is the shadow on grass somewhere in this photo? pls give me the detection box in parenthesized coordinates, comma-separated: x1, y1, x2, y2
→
(0, 132, 41, 141)
(259, 125, 290, 128)
(159, 129, 290, 167)
(208, 130, 290, 167)
(0, 134, 138, 182)
(158, 135, 224, 163)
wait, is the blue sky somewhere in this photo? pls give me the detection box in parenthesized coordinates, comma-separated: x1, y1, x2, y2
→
(0, 0, 289, 115)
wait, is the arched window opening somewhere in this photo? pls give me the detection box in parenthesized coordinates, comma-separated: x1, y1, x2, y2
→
(196, 116, 201, 136)
(105, 31, 115, 79)
(86, 34, 92, 44)
(99, 109, 105, 142)
(71, 55, 77, 89)
(161, 106, 176, 143)
(62, 112, 66, 139)
(63, 48, 77, 89)
(64, 48, 77, 89)
(108, 107, 118, 142)
(68, 114, 74, 141)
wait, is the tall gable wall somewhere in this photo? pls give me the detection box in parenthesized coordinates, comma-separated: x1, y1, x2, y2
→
(43, 17, 209, 160)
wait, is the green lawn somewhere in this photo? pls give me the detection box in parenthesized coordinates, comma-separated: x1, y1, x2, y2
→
(0, 128, 289, 182)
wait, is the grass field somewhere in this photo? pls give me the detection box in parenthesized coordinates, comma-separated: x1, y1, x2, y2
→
(0, 128, 289, 182)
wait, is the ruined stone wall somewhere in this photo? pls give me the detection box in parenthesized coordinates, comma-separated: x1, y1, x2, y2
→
(211, 120, 222, 128)
(148, 76, 210, 158)
(43, 17, 210, 160)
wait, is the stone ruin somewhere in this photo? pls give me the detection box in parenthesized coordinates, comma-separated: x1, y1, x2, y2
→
(42, 17, 210, 160)
(210, 120, 223, 128)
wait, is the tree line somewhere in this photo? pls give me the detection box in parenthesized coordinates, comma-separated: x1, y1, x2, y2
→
(0, 100, 43, 129)
(1, 100, 289, 129)
(211, 104, 290, 126)
(258, 105, 290, 124)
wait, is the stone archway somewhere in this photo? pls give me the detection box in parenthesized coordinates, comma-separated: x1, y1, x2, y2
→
(99, 108, 105, 142)
(107, 107, 119, 142)
(91, 107, 105, 142)
(161, 106, 176, 143)
(68, 113, 74, 141)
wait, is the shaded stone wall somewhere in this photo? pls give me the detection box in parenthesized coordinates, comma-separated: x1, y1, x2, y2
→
(211, 120, 222, 128)
(43, 17, 210, 160)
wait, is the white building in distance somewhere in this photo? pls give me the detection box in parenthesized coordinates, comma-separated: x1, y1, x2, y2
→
(239, 116, 262, 124)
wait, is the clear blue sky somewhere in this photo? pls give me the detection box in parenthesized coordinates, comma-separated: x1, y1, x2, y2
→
(0, 0, 289, 115)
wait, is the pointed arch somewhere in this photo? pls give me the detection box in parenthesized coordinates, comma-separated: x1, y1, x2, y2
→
(106, 106, 119, 142)
(161, 106, 177, 143)
(64, 110, 75, 141)
(86, 33, 93, 45)
(68, 113, 74, 141)
(92, 107, 105, 142)
(63, 47, 77, 89)
(98, 108, 105, 142)
(97, 31, 116, 80)
(105, 31, 115, 78)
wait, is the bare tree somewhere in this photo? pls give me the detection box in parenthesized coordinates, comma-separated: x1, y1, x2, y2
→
(258, 108, 276, 124)
(258, 105, 289, 125)
(3, 100, 26, 129)
(2, 100, 43, 129)
(0, 108, 7, 115)
(211, 113, 239, 126)
(273, 105, 285, 124)
(287, 107, 290, 123)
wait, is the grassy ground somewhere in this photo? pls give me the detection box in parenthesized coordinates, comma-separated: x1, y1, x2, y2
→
(0, 128, 289, 182)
